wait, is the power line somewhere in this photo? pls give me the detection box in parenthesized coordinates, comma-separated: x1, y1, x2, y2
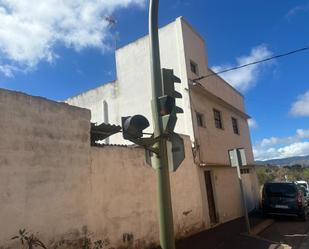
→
(193, 45, 309, 82)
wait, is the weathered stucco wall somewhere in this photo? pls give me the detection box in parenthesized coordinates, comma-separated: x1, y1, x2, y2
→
(0, 89, 92, 244)
(88, 137, 204, 247)
(0, 89, 205, 248)
(204, 167, 243, 222)
(188, 79, 259, 215)
(190, 86, 254, 166)
(66, 81, 119, 126)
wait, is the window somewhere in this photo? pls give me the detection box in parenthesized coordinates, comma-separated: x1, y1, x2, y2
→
(213, 109, 223, 129)
(240, 169, 250, 174)
(232, 117, 239, 135)
(196, 112, 205, 127)
(265, 183, 297, 197)
(190, 60, 198, 75)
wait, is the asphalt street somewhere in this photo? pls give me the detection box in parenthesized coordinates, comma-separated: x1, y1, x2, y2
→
(169, 214, 309, 249)
(260, 215, 309, 249)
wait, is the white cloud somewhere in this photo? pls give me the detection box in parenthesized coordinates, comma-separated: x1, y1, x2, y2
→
(254, 142, 309, 161)
(296, 128, 309, 138)
(0, 0, 145, 76)
(0, 64, 18, 77)
(290, 90, 309, 117)
(286, 3, 309, 18)
(257, 128, 309, 148)
(211, 45, 272, 92)
(261, 137, 279, 147)
(253, 128, 309, 160)
(253, 147, 279, 161)
(278, 142, 309, 158)
(248, 118, 258, 129)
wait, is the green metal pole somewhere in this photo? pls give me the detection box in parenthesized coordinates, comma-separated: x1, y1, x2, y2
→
(235, 150, 251, 234)
(149, 1, 176, 248)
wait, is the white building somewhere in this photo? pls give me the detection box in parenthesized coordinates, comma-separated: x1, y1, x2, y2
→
(66, 16, 198, 145)
(67, 17, 259, 221)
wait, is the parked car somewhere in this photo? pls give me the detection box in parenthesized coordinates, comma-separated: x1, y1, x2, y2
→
(262, 182, 308, 221)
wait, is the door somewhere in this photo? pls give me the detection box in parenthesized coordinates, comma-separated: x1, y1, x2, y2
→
(204, 171, 218, 224)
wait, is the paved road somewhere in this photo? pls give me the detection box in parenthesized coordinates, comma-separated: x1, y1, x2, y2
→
(259, 216, 309, 249)
(154, 215, 309, 249)
(172, 216, 279, 249)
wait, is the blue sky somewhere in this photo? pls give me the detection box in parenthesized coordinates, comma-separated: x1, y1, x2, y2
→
(0, 0, 308, 160)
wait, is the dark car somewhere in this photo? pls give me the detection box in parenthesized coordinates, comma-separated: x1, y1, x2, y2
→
(262, 182, 308, 221)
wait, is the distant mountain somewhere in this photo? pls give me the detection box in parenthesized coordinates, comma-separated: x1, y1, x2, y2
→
(256, 155, 309, 167)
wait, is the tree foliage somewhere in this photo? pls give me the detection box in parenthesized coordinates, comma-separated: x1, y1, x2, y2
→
(256, 165, 309, 186)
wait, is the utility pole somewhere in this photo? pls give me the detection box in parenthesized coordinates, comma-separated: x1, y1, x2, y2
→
(149, 1, 176, 248)
(121, 1, 184, 247)
(236, 158, 250, 234)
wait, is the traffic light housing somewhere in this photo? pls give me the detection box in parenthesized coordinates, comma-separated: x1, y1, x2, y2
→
(159, 68, 183, 134)
(162, 68, 182, 99)
(122, 115, 150, 139)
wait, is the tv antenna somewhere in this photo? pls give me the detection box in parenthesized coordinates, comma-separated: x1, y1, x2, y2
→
(103, 15, 119, 49)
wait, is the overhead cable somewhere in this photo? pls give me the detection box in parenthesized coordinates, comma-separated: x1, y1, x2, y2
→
(193, 46, 309, 82)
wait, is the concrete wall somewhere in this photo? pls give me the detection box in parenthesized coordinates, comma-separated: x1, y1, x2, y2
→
(0, 88, 92, 244)
(200, 72, 245, 113)
(196, 165, 258, 225)
(187, 75, 260, 214)
(66, 81, 118, 126)
(190, 86, 254, 166)
(200, 167, 243, 223)
(0, 89, 205, 248)
(88, 138, 204, 247)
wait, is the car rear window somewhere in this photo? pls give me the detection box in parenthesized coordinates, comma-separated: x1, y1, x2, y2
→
(265, 183, 297, 197)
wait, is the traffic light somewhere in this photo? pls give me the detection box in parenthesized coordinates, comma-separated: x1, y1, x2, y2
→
(122, 68, 185, 172)
(122, 115, 150, 139)
(159, 68, 183, 134)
